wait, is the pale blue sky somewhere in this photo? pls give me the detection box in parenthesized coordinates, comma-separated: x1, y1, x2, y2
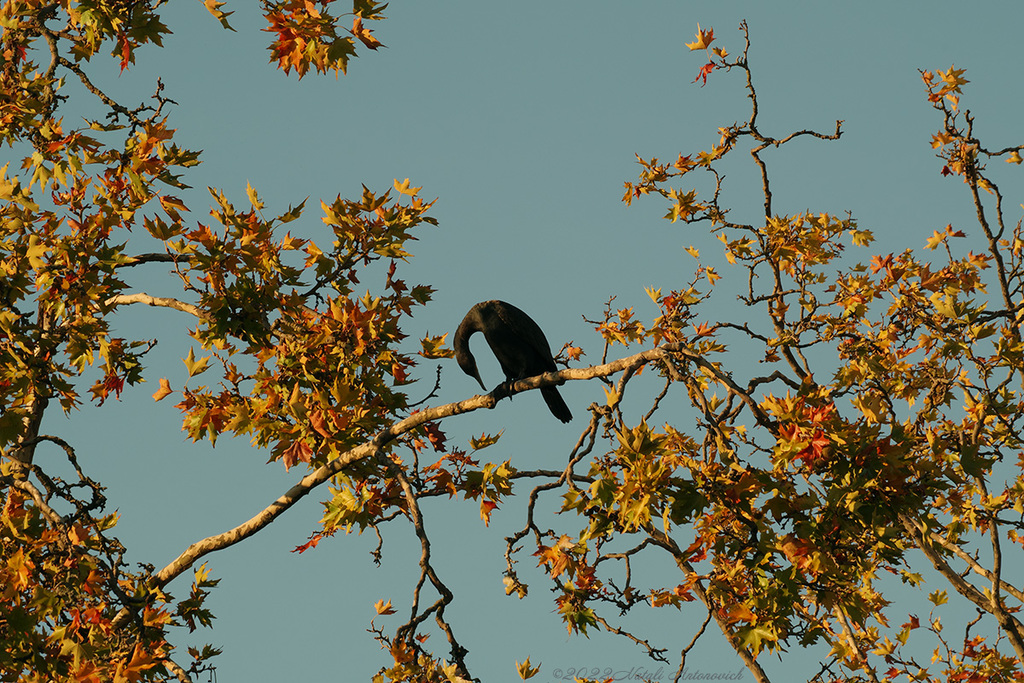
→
(40, 2, 1024, 681)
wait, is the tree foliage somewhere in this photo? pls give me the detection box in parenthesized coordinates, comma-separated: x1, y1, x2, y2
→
(1, 4, 1023, 683)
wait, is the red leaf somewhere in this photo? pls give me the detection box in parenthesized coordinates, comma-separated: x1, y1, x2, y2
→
(694, 62, 716, 86)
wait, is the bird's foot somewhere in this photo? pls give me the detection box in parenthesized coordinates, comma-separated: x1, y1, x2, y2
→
(492, 381, 514, 401)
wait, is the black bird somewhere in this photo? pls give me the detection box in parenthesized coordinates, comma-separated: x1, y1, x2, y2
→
(454, 300, 572, 423)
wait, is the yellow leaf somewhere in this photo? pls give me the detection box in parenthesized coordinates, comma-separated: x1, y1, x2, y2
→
(393, 178, 421, 197)
(246, 181, 264, 210)
(685, 245, 700, 259)
(203, 0, 235, 30)
(183, 348, 211, 377)
(1007, 151, 1022, 165)
(26, 234, 47, 270)
(516, 657, 541, 679)
(374, 599, 396, 615)
(685, 23, 714, 51)
(152, 378, 174, 401)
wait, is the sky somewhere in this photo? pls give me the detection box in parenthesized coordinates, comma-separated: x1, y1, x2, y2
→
(32, 2, 1024, 681)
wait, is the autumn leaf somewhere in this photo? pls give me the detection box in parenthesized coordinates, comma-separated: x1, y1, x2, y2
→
(352, 16, 384, 50)
(374, 599, 396, 615)
(152, 378, 174, 401)
(721, 603, 755, 624)
(694, 62, 716, 86)
(419, 332, 453, 359)
(203, 0, 235, 30)
(67, 523, 88, 546)
(469, 431, 502, 450)
(480, 499, 498, 526)
(183, 348, 210, 377)
(516, 657, 541, 679)
(685, 23, 714, 51)
(393, 178, 421, 196)
(246, 181, 264, 210)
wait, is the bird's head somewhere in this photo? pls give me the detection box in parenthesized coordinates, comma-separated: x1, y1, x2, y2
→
(455, 346, 487, 391)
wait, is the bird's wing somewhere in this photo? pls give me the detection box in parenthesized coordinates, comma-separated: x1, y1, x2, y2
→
(494, 301, 558, 372)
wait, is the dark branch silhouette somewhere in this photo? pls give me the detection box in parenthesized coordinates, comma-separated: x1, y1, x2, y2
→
(453, 300, 572, 423)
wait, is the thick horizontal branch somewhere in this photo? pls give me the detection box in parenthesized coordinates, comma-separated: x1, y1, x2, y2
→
(105, 293, 204, 319)
(112, 341, 776, 629)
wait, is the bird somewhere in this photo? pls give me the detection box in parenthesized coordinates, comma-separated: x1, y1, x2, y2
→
(453, 300, 572, 423)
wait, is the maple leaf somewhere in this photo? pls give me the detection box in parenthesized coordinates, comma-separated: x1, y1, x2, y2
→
(352, 16, 384, 50)
(281, 439, 313, 470)
(692, 322, 713, 337)
(516, 657, 541, 679)
(721, 603, 755, 624)
(374, 599, 397, 615)
(152, 378, 174, 401)
(694, 62, 716, 86)
(469, 431, 502, 450)
(423, 421, 447, 451)
(393, 177, 421, 196)
(203, 0, 235, 30)
(67, 523, 88, 546)
(308, 410, 332, 438)
(685, 23, 714, 51)
(480, 499, 498, 526)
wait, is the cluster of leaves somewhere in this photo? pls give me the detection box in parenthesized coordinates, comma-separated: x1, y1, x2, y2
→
(263, 0, 387, 76)
(168, 180, 436, 469)
(496, 23, 1024, 683)
(5, 4, 1024, 683)
(0, 1, 444, 680)
(0, 445, 221, 681)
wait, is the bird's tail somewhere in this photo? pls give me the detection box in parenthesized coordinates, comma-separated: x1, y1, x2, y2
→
(541, 386, 572, 423)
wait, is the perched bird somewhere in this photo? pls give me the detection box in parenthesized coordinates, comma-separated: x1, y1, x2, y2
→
(454, 300, 572, 423)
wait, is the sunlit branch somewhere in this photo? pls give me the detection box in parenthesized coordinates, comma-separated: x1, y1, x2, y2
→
(388, 459, 469, 676)
(834, 606, 881, 683)
(105, 293, 204, 319)
(120, 253, 180, 268)
(644, 524, 772, 683)
(901, 514, 1024, 659)
(112, 344, 724, 630)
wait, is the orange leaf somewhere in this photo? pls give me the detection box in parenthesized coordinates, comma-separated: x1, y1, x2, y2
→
(694, 62, 715, 86)
(721, 603, 755, 624)
(152, 378, 173, 401)
(375, 598, 397, 615)
(308, 410, 332, 438)
(480, 499, 498, 527)
(68, 523, 88, 546)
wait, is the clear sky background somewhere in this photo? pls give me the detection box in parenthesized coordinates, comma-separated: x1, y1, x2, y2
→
(35, 2, 1024, 681)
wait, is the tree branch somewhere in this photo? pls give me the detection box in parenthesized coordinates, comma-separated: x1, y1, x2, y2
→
(120, 253, 180, 268)
(112, 341, 759, 630)
(105, 293, 204, 319)
(901, 514, 1024, 659)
